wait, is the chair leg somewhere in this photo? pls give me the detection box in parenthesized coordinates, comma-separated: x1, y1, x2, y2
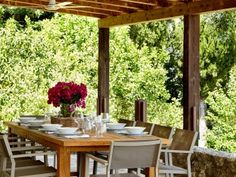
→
(164, 152, 170, 177)
(93, 160, 98, 175)
(77, 153, 81, 177)
(169, 153, 173, 177)
(85, 155, 90, 177)
(187, 155, 191, 177)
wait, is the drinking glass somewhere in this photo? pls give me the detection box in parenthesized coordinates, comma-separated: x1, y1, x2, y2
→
(44, 112, 52, 123)
(94, 116, 103, 137)
(74, 116, 85, 134)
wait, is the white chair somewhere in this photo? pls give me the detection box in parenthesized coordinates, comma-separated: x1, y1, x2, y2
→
(92, 119, 136, 175)
(86, 139, 162, 177)
(1, 133, 52, 166)
(0, 134, 56, 177)
(159, 129, 198, 177)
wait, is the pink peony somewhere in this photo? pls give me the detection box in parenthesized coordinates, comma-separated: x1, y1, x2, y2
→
(47, 82, 88, 117)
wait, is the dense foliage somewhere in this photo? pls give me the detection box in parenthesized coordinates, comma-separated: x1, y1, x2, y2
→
(0, 7, 235, 152)
(128, 12, 236, 152)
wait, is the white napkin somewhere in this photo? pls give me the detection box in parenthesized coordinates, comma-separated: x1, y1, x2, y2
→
(64, 134, 90, 139)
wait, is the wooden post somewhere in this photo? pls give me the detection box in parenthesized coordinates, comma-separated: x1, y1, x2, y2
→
(134, 100, 147, 122)
(183, 15, 200, 131)
(97, 28, 109, 115)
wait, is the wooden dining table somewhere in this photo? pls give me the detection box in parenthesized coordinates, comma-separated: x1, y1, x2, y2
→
(4, 121, 169, 177)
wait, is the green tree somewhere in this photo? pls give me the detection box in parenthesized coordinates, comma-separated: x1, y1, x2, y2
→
(200, 12, 236, 98)
(205, 65, 236, 152)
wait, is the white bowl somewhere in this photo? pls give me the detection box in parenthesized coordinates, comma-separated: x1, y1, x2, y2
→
(41, 124, 62, 131)
(107, 123, 126, 130)
(124, 126, 145, 134)
(57, 127, 78, 134)
(28, 120, 45, 126)
(19, 117, 36, 124)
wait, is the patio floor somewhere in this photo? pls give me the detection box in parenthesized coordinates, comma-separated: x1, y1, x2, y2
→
(37, 154, 164, 176)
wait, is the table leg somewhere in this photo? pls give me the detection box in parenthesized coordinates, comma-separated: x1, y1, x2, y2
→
(57, 147, 70, 177)
(77, 152, 80, 177)
(79, 153, 87, 177)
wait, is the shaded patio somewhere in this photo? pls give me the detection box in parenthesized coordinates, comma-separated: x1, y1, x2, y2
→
(1, 0, 236, 133)
(0, 0, 236, 177)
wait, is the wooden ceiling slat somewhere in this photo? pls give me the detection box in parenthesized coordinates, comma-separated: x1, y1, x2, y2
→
(2, 0, 124, 16)
(70, 8, 121, 16)
(71, 0, 156, 10)
(118, 0, 157, 6)
(98, 0, 236, 27)
(157, 0, 169, 7)
(3, 0, 44, 6)
(59, 8, 108, 18)
(64, 1, 136, 13)
(3, 0, 135, 13)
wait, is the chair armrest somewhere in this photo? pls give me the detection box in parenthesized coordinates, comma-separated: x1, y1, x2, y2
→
(9, 141, 33, 146)
(161, 144, 170, 149)
(86, 153, 108, 166)
(12, 151, 56, 158)
(161, 149, 193, 154)
(11, 146, 48, 152)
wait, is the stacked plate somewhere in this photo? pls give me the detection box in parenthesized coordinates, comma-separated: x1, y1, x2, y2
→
(124, 126, 146, 135)
(106, 123, 126, 131)
(55, 127, 80, 136)
(27, 120, 46, 128)
(41, 124, 62, 132)
(19, 117, 36, 124)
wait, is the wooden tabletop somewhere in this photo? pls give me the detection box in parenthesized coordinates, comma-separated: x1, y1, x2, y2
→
(5, 122, 169, 148)
(4, 121, 170, 177)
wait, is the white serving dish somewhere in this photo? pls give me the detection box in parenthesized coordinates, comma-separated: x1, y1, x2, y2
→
(106, 123, 126, 130)
(124, 126, 145, 134)
(41, 124, 62, 131)
(28, 120, 45, 126)
(56, 127, 78, 135)
(19, 117, 36, 124)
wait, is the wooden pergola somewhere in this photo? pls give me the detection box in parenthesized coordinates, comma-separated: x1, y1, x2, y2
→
(1, 0, 236, 130)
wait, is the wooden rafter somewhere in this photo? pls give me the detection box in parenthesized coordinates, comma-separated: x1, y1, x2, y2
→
(156, 0, 169, 7)
(98, 0, 236, 27)
(62, 8, 116, 17)
(71, 0, 156, 10)
(119, 0, 157, 6)
(2, 0, 137, 14)
(1, 0, 236, 23)
(59, 9, 108, 18)
(1, 0, 124, 16)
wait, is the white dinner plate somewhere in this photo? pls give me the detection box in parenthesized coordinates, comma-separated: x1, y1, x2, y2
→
(55, 131, 82, 136)
(38, 128, 57, 132)
(118, 131, 148, 136)
(107, 127, 125, 131)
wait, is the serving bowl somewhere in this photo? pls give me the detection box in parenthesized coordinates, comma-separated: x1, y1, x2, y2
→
(124, 126, 145, 134)
(41, 124, 62, 131)
(56, 127, 78, 134)
(106, 123, 126, 130)
(28, 120, 45, 126)
(19, 117, 36, 124)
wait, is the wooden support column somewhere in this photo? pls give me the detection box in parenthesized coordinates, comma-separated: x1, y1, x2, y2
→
(183, 15, 200, 131)
(134, 100, 147, 122)
(97, 28, 109, 115)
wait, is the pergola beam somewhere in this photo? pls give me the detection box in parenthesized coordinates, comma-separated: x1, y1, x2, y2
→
(98, 28, 110, 115)
(183, 14, 200, 131)
(98, 0, 236, 27)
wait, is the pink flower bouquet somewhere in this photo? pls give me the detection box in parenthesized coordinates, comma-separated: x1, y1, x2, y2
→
(47, 82, 87, 117)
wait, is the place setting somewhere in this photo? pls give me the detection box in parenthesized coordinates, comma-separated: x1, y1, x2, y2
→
(106, 122, 147, 136)
(17, 116, 47, 129)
